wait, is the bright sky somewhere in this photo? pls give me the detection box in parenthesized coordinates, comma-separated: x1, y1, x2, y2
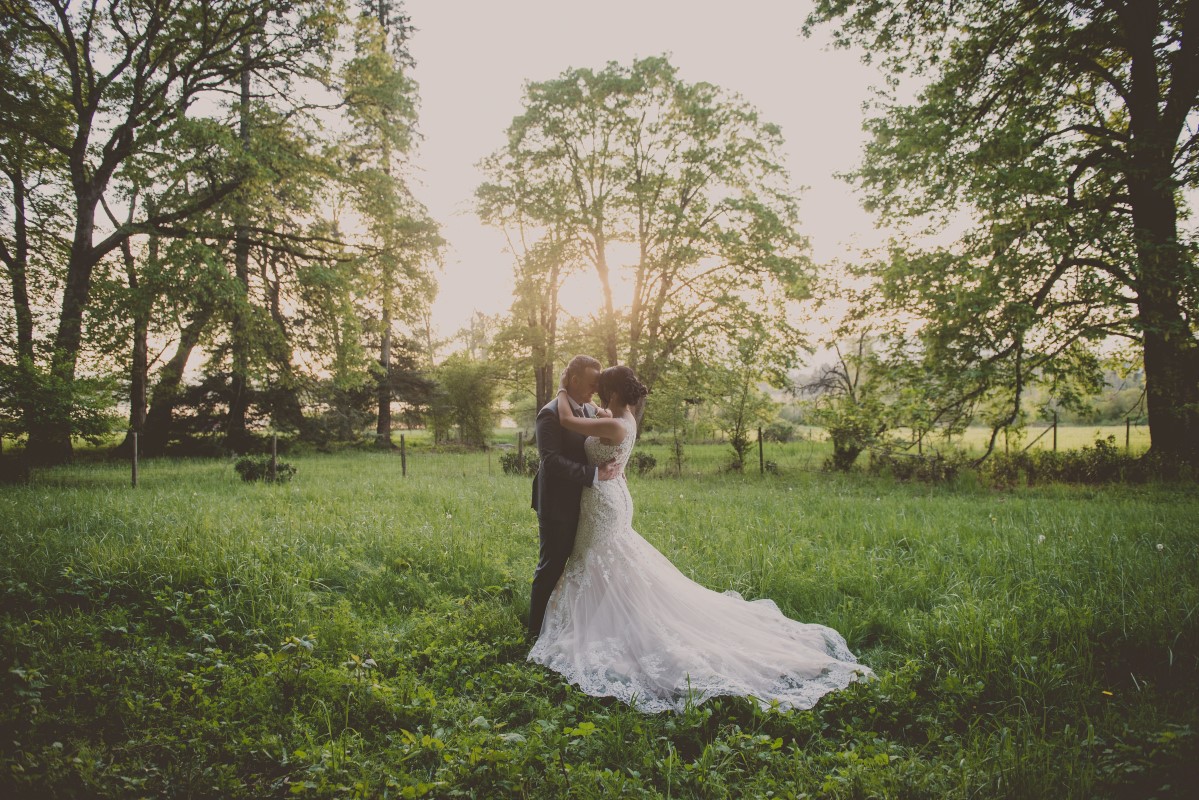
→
(401, 0, 885, 342)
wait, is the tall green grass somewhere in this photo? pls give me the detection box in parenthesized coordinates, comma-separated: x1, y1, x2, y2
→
(2, 449, 1196, 798)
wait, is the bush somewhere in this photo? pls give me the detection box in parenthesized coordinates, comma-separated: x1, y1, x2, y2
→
(629, 452, 657, 476)
(499, 450, 538, 476)
(233, 455, 296, 483)
(762, 420, 796, 443)
(867, 449, 971, 483)
(867, 436, 1171, 486)
(982, 436, 1147, 485)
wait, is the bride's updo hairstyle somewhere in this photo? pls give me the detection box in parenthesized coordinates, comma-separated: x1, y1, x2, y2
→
(597, 365, 649, 417)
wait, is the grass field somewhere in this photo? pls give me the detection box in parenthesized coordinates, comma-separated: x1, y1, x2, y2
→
(2, 445, 1196, 798)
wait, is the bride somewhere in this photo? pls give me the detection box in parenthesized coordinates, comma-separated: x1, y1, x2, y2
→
(527, 365, 873, 713)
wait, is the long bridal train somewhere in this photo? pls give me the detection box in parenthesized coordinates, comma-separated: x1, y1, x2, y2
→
(528, 416, 872, 713)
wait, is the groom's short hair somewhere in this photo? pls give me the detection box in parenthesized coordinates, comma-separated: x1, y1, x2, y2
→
(560, 355, 602, 390)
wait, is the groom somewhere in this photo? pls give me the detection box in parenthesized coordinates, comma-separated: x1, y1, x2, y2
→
(528, 355, 621, 639)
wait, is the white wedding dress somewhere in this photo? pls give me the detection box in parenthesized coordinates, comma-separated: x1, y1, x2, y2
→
(528, 416, 873, 713)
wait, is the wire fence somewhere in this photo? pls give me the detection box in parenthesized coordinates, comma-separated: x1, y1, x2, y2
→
(3, 418, 1155, 490)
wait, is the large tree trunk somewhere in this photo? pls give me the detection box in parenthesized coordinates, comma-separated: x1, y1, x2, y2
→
(4, 161, 34, 366)
(1131, 176, 1199, 467)
(143, 306, 215, 456)
(26, 182, 100, 465)
(118, 306, 150, 453)
(593, 231, 619, 366)
(262, 249, 305, 432)
(226, 41, 254, 452)
(531, 258, 562, 411)
(2, 160, 36, 439)
(376, 303, 394, 447)
(117, 231, 153, 454)
(1123, 5, 1199, 468)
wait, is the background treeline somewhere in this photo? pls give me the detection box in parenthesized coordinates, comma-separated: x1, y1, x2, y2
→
(0, 0, 443, 464)
(2, 0, 1197, 476)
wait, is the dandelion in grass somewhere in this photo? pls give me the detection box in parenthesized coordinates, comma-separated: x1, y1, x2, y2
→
(446, 513, 453, 520)
(1038, 534, 1046, 544)
(1157, 543, 1164, 552)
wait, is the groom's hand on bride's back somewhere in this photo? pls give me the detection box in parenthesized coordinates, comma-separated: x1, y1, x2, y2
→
(597, 460, 622, 481)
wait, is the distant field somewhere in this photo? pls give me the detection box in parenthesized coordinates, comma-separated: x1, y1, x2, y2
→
(2, 447, 1196, 797)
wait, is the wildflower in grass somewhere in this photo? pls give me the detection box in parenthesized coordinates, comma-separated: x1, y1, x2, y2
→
(446, 513, 453, 519)
(1038, 534, 1046, 544)
(1157, 543, 1164, 551)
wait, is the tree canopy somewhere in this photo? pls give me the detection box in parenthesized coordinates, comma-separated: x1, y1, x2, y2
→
(806, 0, 1199, 466)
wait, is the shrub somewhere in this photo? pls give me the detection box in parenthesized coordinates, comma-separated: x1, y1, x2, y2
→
(762, 420, 796, 443)
(867, 436, 1168, 486)
(982, 436, 1146, 485)
(499, 450, 539, 476)
(867, 449, 971, 483)
(629, 452, 657, 476)
(233, 455, 296, 483)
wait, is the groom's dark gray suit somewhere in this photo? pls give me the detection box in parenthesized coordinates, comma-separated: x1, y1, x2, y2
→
(528, 396, 596, 638)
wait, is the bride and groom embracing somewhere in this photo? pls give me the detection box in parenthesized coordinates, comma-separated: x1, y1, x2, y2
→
(526, 355, 872, 713)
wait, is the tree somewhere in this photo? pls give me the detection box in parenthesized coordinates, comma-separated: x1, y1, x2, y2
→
(431, 353, 497, 449)
(341, 0, 440, 448)
(802, 333, 893, 472)
(805, 0, 1199, 467)
(706, 321, 798, 471)
(1, 0, 339, 464)
(478, 56, 812, 392)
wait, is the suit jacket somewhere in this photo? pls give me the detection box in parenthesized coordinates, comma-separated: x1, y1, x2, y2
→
(530, 397, 597, 523)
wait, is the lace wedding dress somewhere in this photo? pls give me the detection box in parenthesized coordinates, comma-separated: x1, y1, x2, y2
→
(528, 416, 873, 713)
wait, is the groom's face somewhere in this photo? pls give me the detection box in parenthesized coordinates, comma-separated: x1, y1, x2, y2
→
(568, 367, 600, 405)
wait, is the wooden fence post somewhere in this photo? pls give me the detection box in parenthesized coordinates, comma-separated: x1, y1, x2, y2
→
(131, 431, 138, 488)
(270, 433, 277, 482)
(400, 434, 407, 477)
(758, 426, 764, 475)
(1053, 412, 1058, 452)
(1126, 418, 1131, 452)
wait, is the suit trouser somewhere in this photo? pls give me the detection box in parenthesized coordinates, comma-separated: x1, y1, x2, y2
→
(528, 514, 578, 638)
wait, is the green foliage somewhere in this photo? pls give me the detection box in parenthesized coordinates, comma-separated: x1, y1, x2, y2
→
(629, 452, 657, 476)
(499, 450, 539, 476)
(762, 420, 796, 443)
(804, 0, 1199, 464)
(712, 326, 796, 472)
(430, 355, 498, 449)
(233, 455, 296, 483)
(980, 436, 1180, 486)
(867, 449, 973, 484)
(0, 358, 120, 446)
(478, 54, 811, 394)
(867, 435, 1188, 486)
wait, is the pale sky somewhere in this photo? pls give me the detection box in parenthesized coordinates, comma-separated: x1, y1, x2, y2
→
(401, 0, 885, 342)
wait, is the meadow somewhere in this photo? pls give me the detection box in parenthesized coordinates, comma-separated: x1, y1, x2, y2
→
(1, 441, 1196, 798)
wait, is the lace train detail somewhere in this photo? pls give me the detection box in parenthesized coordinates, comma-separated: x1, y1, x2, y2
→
(528, 417, 873, 713)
